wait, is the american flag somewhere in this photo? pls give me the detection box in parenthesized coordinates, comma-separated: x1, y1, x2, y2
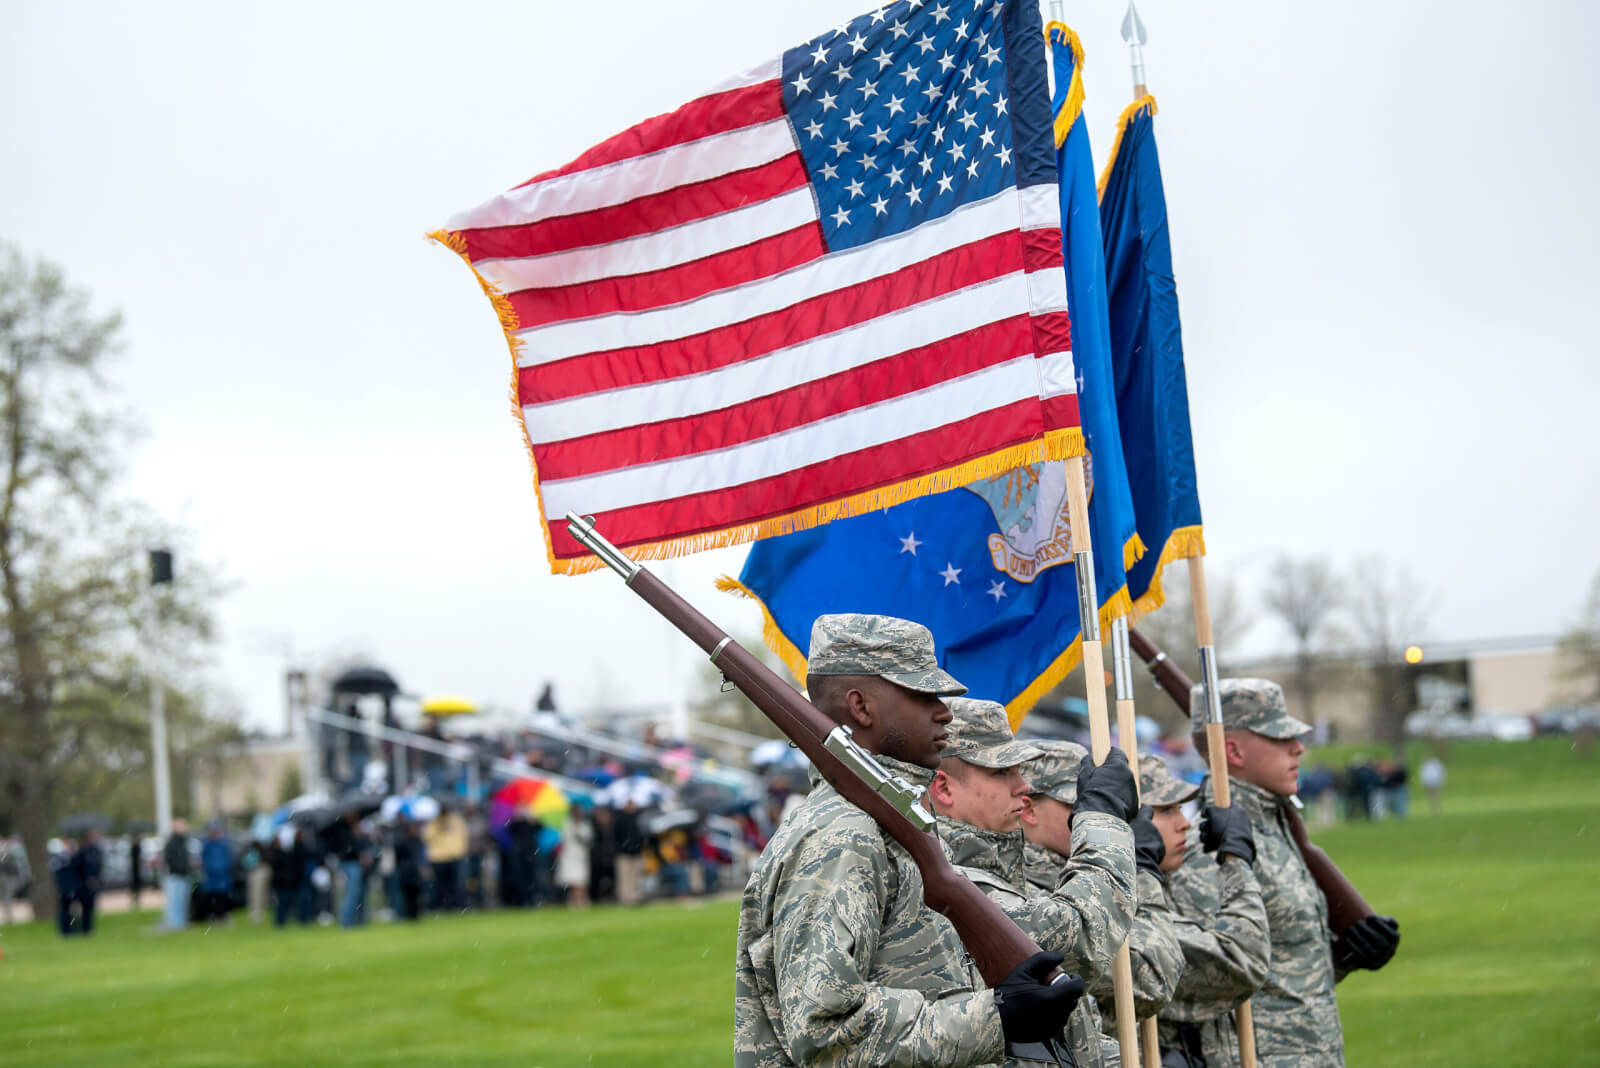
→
(437, 0, 1079, 572)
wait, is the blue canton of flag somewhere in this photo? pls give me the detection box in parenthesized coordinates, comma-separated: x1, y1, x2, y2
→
(784, 0, 1024, 250)
(722, 11, 1140, 725)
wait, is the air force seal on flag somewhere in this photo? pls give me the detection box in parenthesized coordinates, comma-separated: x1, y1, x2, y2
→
(966, 459, 1092, 584)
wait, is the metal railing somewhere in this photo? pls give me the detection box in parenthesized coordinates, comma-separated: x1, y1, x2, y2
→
(304, 706, 760, 800)
(305, 707, 596, 799)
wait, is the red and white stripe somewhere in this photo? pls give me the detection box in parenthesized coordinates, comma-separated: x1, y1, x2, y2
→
(445, 60, 1077, 562)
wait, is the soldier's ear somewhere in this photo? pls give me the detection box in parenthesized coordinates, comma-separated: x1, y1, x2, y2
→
(928, 770, 955, 809)
(842, 686, 874, 729)
(1223, 731, 1249, 771)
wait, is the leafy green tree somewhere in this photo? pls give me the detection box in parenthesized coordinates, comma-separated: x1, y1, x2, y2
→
(0, 243, 220, 917)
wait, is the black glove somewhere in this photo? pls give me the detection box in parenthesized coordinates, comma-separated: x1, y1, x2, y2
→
(1130, 806, 1166, 875)
(1071, 750, 1138, 824)
(1335, 915, 1400, 971)
(995, 951, 1085, 1045)
(1198, 804, 1256, 866)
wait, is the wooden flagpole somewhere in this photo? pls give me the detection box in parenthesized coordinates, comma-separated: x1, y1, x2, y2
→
(1188, 555, 1259, 1068)
(1113, 2, 1257, 1060)
(1063, 455, 1142, 1068)
(1111, 616, 1164, 1068)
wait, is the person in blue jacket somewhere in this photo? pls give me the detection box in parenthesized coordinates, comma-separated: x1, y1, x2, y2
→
(199, 823, 235, 923)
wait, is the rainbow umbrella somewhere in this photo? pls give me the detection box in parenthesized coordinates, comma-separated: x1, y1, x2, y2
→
(489, 777, 569, 847)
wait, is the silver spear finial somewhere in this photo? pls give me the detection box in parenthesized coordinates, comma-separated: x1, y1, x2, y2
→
(1120, 0, 1148, 97)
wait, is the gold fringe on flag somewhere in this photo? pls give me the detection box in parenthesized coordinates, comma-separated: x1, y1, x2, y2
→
(1128, 524, 1207, 622)
(715, 576, 812, 688)
(552, 427, 1087, 574)
(427, 227, 561, 567)
(1096, 94, 1160, 202)
(1124, 531, 1149, 573)
(1006, 583, 1134, 729)
(1044, 21, 1088, 149)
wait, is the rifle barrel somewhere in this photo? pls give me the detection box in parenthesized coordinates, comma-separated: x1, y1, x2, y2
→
(568, 514, 1049, 986)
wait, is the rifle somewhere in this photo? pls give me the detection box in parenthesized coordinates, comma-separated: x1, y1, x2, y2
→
(566, 513, 1050, 987)
(1124, 625, 1377, 954)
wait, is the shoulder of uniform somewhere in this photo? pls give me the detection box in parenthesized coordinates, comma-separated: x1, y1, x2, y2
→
(955, 862, 1020, 898)
(767, 789, 885, 859)
(1070, 810, 1135, 853)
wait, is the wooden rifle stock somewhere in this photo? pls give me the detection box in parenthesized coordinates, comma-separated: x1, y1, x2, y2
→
(1124, 626, 1376, 949)
(595, 550, 1047, 987)
(1281, 804, 1374, 944)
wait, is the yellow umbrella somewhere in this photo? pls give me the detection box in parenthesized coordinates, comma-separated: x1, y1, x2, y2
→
(421, 695, 477, 717)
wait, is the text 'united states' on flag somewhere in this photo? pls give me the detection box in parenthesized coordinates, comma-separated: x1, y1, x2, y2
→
(434, 0, 1081, 573)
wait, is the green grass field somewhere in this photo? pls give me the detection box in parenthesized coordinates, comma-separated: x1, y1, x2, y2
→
(2, 738, 1596, 1067)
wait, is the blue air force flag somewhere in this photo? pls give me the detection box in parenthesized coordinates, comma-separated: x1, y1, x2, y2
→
(1099, 96, 1205, 616)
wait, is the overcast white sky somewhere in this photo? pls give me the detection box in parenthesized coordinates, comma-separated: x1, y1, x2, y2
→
(4, 0, 1596, 733)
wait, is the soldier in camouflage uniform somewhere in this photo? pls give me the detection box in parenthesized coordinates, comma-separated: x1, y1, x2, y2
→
(735, 615, 1083, 1067)
(1017, 742, 1185, 1067)
(1144, 753, 1270, 1068)
(927, 699, 1139, 1068)
(1175, 679, 1399, 1068)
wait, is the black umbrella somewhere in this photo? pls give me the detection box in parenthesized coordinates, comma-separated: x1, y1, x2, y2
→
(678, 781, 735, 816)
(58, 813, 110, 835)
(331, 666, 400, 696)
(336, 791, 385, 818)
(290, 806, 340, 829)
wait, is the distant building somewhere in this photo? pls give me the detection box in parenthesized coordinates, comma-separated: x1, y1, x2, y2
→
(191, 736, 306, 821)
(1229, 635, 1575, 742)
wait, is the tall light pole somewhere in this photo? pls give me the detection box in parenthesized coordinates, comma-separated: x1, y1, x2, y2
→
(287, 668, 317, 797)
(148, 548, 174, 836)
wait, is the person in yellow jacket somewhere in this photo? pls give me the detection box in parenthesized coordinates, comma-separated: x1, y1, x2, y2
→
(423, 805, 470, 910)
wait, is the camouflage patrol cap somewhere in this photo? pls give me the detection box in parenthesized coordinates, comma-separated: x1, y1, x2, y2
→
(1139, 755, 1199, 806)
(1020, 739, 1089, 804)
(1189, 677, 1312, 739)
(941, 698, 1043, 768)
(806, 614, 967, 695)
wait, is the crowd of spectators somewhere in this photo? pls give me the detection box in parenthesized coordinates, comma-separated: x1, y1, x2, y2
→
(123, 786, 795, 933)
(1296, 756, 1417, 824)
(1, 713, 1449, 940)
(31, 715, 807, 934)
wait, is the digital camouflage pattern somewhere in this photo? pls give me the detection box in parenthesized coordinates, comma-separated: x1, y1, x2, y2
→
(1021, 752, 1185, 1051)
(943, 698, 1045, 769)
(1021, 841, 1061, 890)
(807, 613, 968, 695)
(1158, 820, 1271, 1067)
(941, 810, 1135, 1068)
(736, 755, 1004, 1067)
(1166, 776, 1340, 1067)
(1187, 678, 1312, 739)
(1020, 741, 1089, 804)
(1089, 867, 1185, 1026)
(1137, 755, 1198, 807)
